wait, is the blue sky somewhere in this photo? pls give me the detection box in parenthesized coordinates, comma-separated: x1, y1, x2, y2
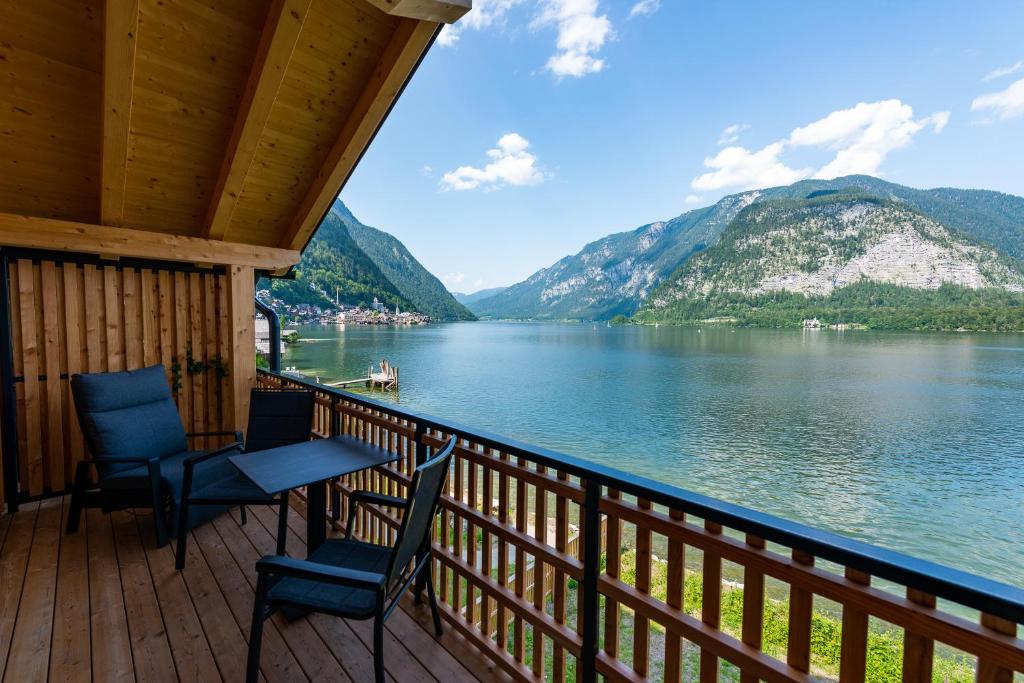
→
(341, 0, 1024, 292)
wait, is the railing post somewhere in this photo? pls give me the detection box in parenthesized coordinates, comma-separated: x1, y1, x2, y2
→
(414, 421, 430, 599)
(0, 249, 21, 513)
(580, 477, 600, 683)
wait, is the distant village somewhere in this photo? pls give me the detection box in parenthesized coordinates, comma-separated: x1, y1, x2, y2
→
(257, 289, 431, 326)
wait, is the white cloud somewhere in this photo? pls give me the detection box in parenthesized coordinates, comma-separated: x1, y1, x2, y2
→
(971, 78, 1024, 121)
(437, 0, 524, 47)
(789, 100, 950, 179)
(441, 133, 546, 191)
(684, 194, 703, 205)
(983, 59, 1024, 82)
(717, 123, 750, 145)
(691, 142, 811, 192)
(472, 279, 485, 290)
(443, 272, 467, 287)
(533, 0, 613, 78)
(628, 0, 660, 18)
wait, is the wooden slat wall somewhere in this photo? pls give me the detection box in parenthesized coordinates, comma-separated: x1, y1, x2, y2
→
(3, 256, 232, 499)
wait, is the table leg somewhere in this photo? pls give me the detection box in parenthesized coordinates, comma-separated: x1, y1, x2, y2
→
(306, 479, 327, 554)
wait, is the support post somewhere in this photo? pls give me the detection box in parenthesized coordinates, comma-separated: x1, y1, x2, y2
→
(580, 478, 601, 683)
(254, 296, 281, 372)
(227, 265, 256, 439)
(0, 250, 20, 512)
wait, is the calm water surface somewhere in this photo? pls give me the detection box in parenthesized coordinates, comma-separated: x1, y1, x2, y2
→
(283, 323, 1024, 587)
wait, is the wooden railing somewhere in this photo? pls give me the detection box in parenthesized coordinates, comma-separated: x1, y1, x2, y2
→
(257, 369, 1024, 682)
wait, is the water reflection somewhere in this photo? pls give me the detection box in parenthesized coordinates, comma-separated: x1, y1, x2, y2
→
(283, 323, 1024, 587)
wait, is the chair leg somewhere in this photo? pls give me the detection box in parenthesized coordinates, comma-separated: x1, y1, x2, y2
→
(275, 492, 290, 556)
(425, 573, 443, 637)
(151, 482, 169, 548)
(246, 575, 268, 683)
(175, 528, 188, 571)
(66, 463, 89, 534)
(373, 613, 385, 683)
(330, 478, 341, 524)
(240, 504, 248, 525)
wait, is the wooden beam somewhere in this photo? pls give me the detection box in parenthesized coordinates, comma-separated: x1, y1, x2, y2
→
(226, 266, 256, 438)
(364, 0, 471, 23)
(203, 0, 312, 240)
(101, 0, 140, 226)
(279, 19, 439, 252)
(0, 214, 300, 270)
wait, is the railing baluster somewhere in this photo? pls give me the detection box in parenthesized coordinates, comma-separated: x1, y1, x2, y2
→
(700, 520, 723, 683)
(604, 489, 622, 662)
(740, 534, 766, 683)
(466, 451, 479, 628)
(976, 613, 1016, 683)
(532, 465, 548, 680)
(580, 478, 600, 683)
(633, 497, 652, 677)
(513, 458, 527, 663)
(664, 507, 686, 683)
(839, 568, 871, 682)
(480, 450, 493, 637)
(787, 550, 815, 673)
(901, 588, 935, 682)
(552, 469, 569, 680)
(452, 445, 464, 615)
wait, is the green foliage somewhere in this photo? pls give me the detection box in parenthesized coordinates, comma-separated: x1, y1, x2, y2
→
(617, 550, 974, 681)
(170, 344, 228, 392)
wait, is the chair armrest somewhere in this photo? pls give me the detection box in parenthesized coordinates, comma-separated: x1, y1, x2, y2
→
(255, 554, 386, 590)
(346, 490, 408, 538)
(182, 441, 243, 469)
(187, 430, 244, 444)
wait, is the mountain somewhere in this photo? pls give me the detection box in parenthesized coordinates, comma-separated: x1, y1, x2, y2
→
(336, 203, 476, 321)
(267, 202, 475, 321)
(637, 193, 1024, 331)
(452, 287, 507, 306)
(474, 176, 1024, 322)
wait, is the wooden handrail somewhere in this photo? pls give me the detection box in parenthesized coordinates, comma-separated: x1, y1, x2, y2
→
(258, 369, 1024, 682)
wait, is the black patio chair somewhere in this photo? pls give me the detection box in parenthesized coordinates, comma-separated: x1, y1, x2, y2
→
(67, 364, 241, 546)
(174, 387, 316, 569)
(245, 436, 457, 683)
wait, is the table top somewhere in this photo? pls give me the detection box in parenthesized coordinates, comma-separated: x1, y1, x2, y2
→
(230, 435, 401, 496)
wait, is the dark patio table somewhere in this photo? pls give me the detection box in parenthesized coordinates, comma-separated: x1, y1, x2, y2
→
(230, 435, 401, 553)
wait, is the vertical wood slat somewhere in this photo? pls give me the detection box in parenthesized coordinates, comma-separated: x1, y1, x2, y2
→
(39, 261, 64, 490)
(17, 259, 43, 495)
(513, 457, 527, 664)
(839, 568, 871, 682)
(102, 267, 123, 372)
(603, 488, 622, 661)
(551, 470, 569, 681)
(664, 507, 686, 683)
(62, 264, 84, 475)
(740, 534, 766, 683)
(531, 466, 548, 680)
(700, 520, 723, 683)
(189, 273, 205, 449)
(632, 497, 652, 677)
(901, 589, 935, 682)
(787, 550, 815, 673)
(122, 268, 140, 370)
(976, 613, 1016, 683)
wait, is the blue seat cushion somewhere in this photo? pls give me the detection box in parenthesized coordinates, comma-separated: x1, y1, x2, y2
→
(266, 538, 391, 617)
(71, 365, 187, 475)
(103, 446, 266, 537)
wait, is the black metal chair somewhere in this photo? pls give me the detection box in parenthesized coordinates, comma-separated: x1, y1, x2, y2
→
(245, 437, 457, 683)
(67, 364, 241, 548)
(174, 387, 316, 570)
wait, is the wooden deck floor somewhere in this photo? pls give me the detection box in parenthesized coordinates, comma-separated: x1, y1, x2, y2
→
(0, 496, 507, 682)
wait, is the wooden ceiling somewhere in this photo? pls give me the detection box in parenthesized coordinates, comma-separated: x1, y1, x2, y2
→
(0, 0, 468, 267)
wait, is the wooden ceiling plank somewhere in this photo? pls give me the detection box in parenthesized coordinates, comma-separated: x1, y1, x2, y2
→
(204, 0, 313, 240)
(0, 213, 300, 271)
(100, 0, 140, 226)
(278, 18, 438, 252)
(363, 0, 471, 24)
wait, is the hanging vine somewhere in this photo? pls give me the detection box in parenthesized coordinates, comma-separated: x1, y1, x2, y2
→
(170, 343, 229, 393)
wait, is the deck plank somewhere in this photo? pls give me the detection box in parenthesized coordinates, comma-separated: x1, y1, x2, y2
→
(4, 496, 61, 681)
(177, 528, 265, 683)
(0, 496, 491, 682)
(191, 521, 304, 683)
(110, 510, 178, 682)
(49, 499, 92, 682)
(135, 514, 221, 682)
(87, 508, 134, 682)
(0, 501, 40, 681)
(212, 511, 353, 682)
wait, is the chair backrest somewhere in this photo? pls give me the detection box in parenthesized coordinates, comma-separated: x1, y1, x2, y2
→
(244, 389, 315, 452)
(385, 437, 456, 590)
(70, 364, 187, 475)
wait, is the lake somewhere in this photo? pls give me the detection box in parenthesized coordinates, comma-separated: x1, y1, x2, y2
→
(282, 322, 1024, 588)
